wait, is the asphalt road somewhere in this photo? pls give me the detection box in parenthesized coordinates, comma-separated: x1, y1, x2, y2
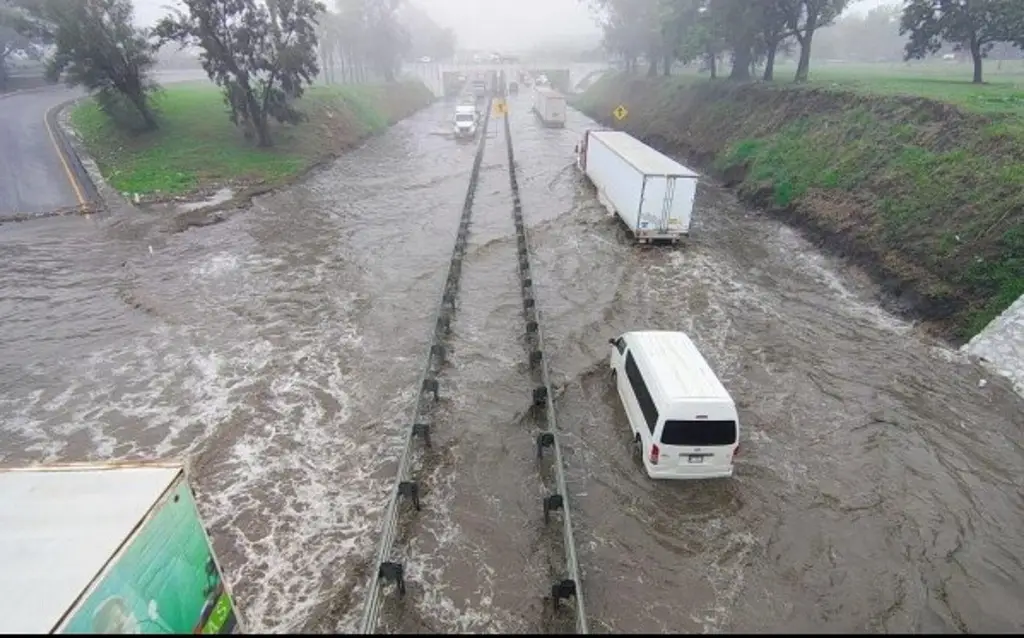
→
(0, 70, 209, 219)
(0, 85, 86, 217)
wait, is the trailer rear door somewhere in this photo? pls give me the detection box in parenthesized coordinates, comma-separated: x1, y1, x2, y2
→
(638, 175, 669, 233)
(639, 175, 696, 235)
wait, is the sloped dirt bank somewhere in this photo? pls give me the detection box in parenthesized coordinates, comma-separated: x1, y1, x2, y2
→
(573, 74, 1024, 344)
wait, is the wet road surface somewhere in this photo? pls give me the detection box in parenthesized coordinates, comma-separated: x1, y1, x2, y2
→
(0, 85, 85, 215)
(1, 93, 1023, 634)
(0, 71, 210, 217)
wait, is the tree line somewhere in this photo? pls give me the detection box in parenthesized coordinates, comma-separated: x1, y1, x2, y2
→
(588, 0, 1024, 84)
(313, 0, 453, 85)
(0, 0, 423, 146)
(815, 4, 1023, 67)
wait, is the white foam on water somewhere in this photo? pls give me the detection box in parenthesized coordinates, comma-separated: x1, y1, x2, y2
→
(774, 226, 913, 335)
(192, 251, 241, 278)
(690, 529, 760, 634)
(188, 328, 416, 633)
(0, 252, 416, 635)
(402, 463, 512, 633)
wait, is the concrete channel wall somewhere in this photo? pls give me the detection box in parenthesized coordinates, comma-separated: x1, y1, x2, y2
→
(963, 294, 1024, 396)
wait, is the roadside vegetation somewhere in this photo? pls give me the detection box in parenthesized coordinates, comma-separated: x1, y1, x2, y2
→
(0, 0, 50, 92)
(578, 1, 1024, 342)
(33, 0, 434, 201)
(69, 81, 432, 198)
(25, 0, 421, 141)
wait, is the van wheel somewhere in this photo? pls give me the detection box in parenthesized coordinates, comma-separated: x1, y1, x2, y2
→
(633, 434, 642, 458)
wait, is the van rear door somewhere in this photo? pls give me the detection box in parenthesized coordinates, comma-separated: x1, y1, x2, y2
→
(657, 411, 738, 473)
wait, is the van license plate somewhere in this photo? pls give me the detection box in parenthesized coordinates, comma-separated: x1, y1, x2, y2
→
(687, 455, 703, 464)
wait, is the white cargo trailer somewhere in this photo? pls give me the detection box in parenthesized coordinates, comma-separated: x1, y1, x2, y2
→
(576, 129, 698, 243)
(532, 87, 566, 128)
(0, 462, 242, 634)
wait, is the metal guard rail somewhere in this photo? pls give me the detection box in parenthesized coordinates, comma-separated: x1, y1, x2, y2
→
(357, 95, 495, 634)
(502, 105, 589, 635)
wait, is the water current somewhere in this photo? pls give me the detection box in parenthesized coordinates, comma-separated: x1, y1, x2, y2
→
(1, 92, 1022, 633)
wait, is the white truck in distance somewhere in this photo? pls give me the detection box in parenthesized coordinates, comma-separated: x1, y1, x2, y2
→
(453, 104, 478, 139)
(532, 86, 566, 128)
(576, 129, 698, 243)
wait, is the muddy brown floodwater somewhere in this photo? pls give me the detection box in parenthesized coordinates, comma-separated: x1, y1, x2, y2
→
(1, 94, 1022, 634)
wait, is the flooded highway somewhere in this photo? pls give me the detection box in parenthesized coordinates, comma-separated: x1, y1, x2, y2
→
(2, 93, 1023, 634)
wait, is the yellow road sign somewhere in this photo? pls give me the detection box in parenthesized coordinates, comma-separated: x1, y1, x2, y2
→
(493, 100, 508, 116)
(613, 105, 628, 121)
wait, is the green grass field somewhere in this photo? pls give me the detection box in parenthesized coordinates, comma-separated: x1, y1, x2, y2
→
(664, 60, 1024, 116)
(70, 83, 404, 196)
(788, 61, 1024, 115)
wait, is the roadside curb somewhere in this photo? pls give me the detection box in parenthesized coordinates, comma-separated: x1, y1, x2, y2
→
(0, 84, 54, 101)
(52, 97, 133, 214)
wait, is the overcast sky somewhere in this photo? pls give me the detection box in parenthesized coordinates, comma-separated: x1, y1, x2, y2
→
(135, 0, 895, 53)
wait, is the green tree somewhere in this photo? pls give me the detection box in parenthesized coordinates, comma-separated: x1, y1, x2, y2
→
(397, 1, 456, 61)
(321, 2, 370, 83)
(315, 8, 340, 83)
(658, 0, 705, 76)
(815, 4, 905, 63)
(758, 0, 798, 81)
(590, 0, 668, 75)
(706, 0, 765, 80)
(44, 0, 159, 131)
(900, 0, 1024, 84)
(323, 0, 407, 82)
(789, 0, 849, 82)
(0, 0, 50, 91)
(156, 0, 325, 147)
(362, 0, 409, 81)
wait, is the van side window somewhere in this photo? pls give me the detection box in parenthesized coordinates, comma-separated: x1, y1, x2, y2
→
(625, 352, 658, 433)
(614, 337, 626, 354)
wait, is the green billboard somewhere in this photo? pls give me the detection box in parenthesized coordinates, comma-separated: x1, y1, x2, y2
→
(60, 478, 238, 634)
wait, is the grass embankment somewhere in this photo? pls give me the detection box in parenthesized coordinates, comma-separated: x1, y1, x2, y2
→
(70, 81, 434, 199)
(574, 69, 1024, 343)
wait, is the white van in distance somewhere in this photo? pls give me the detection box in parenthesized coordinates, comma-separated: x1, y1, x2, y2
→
(608, 331, 740, 479)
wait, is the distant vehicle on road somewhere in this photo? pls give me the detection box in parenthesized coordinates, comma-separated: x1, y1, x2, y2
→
(418, 56, 432, 63)
(532, 86, 566, 128)
(608, 331, 740, 480)
(453, 104, 478, 139)
(472, 79, 487, 99)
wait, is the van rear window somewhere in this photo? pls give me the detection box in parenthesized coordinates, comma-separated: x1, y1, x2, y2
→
(660, 420, 737, 446)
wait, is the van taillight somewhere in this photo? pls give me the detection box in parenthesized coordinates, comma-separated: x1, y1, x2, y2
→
(649, 444, 660, 465)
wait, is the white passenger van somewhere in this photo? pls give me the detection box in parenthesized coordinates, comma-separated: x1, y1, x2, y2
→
(608, 330, 740, 479)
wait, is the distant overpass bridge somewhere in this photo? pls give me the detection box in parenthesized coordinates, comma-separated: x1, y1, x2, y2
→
(404, 62, 613, 98)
